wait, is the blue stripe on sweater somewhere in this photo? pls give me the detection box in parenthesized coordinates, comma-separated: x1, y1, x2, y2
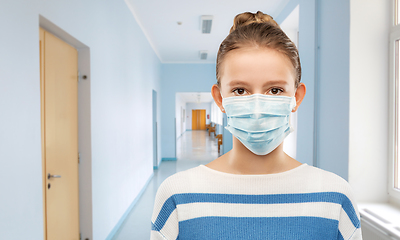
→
(178, 216, 339, 240)
(152, 192, 360, 232)
(338, 231, 345, 240)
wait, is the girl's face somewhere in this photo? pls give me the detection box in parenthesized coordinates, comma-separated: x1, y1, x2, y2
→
(212, 47, 306, 112)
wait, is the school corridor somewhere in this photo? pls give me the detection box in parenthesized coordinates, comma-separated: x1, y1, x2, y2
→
(0, 0, 398, 240)
(112, 130, 216, 239)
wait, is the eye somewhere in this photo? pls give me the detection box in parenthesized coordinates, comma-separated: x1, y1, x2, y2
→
(232, 88, 248, 96)
(268, 88, 284, 95)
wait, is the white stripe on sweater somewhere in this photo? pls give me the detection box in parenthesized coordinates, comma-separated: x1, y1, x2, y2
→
(177, 201, 341, 222)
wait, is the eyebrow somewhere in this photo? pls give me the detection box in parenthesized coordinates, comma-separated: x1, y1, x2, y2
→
(263, 80, 289, 87)
(227, 80, 251, 87)
(228, 80, 289, 87)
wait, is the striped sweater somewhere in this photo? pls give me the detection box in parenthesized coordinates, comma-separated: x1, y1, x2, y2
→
(151, 164, 362, 240)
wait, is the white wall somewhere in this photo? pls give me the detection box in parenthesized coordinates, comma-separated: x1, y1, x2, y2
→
(349, 0, 390, 202)
(284, 29, 298, 47)
(175, 94, 186, 138)
(283, 112, 298, 159)
(0, 0, 161, 239)
(186, 102, 212, 130)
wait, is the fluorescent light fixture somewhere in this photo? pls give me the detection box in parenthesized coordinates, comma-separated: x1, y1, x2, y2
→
(201, 15, 213, 34)
(199, 51, 208, 60)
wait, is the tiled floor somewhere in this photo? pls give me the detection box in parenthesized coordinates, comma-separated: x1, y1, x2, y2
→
(112, 130, 218, 240)
(176, 130, 219, 161)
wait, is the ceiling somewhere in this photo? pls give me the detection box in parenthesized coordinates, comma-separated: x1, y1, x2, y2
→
(125, 0, 291, 63)
(177, 92, 214, 103)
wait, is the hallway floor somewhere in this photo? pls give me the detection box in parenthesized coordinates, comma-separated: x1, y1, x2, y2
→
(176, 130, 219, 161)
(112, 130, 218, 240)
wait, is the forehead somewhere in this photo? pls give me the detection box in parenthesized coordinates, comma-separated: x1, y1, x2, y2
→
(220, 47, 296, 87)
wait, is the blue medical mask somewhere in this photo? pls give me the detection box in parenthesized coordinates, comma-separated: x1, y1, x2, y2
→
(222, 94, 296, 155)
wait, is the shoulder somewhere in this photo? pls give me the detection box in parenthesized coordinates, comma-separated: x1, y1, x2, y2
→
(299, 165, 354, 194)
(151, 165, 206, 226)
(154, 166, 204, 202)
(159, 165, 204, 188)
(291, 165, 361, 239)
(298, 165, 360, 207)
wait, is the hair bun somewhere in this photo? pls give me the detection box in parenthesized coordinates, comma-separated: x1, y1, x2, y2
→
(230, 11, 279, 33)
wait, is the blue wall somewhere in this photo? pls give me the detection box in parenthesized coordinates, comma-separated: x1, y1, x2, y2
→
(315, 0, 350, 178)
(160, 64, 216, 160)
(222, 115, 233, 154)
(275, 0, 350, 179)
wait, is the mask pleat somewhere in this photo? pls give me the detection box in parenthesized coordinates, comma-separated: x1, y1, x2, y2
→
(222, 94, 296, 155)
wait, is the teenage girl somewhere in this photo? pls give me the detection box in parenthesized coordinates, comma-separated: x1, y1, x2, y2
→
(151, 11, 361, 240)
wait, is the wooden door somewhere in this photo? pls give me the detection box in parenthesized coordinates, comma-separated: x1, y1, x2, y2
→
(191, 109, 206, 130)
(192, 110, 198, 130)
(199, 110, 206, 130)
(40, 28, 80, 240)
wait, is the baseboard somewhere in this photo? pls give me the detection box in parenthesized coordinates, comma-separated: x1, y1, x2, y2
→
(176, 131, 185, 140)
(105, 172, 154, 240)
(162, 158, 177, 161)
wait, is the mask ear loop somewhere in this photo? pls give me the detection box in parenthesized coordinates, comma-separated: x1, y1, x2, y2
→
(291, 93, 297, 111)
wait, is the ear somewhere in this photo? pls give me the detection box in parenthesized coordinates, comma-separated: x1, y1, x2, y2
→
(292, 83, 306, 112)
(211, 84, 225, 113)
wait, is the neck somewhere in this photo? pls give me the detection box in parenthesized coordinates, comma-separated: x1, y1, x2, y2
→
(225, 137, 296, 174)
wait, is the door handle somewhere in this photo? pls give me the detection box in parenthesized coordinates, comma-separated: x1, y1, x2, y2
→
(47, 173, 61, 179)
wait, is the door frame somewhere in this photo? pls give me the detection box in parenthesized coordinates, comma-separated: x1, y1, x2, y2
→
(39, 15, 93, 240)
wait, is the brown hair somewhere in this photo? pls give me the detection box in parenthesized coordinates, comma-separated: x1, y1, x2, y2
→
(216, 11, 301, 87)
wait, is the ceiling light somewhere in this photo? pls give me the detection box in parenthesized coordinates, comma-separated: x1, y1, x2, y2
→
(199, 51, 208, 60)
(201, 15, 213, 34)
